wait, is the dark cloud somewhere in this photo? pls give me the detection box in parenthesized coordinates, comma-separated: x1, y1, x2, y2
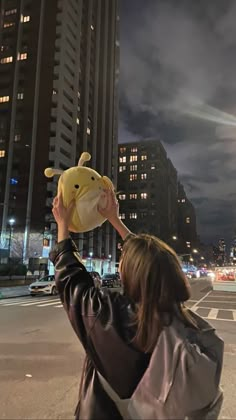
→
(119, 0, 236, 244)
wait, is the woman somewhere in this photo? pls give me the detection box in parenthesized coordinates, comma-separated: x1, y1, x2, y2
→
(50, 189, 193, 419)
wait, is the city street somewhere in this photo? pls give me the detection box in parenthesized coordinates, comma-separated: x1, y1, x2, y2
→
(0, 279, 236, 419)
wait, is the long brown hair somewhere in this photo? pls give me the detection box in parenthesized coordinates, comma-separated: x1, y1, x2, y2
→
(120, 234, 195, 353)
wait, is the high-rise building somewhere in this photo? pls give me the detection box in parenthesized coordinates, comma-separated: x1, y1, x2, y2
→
(0, 0, 119, 261)
(117, 139, 178, 243)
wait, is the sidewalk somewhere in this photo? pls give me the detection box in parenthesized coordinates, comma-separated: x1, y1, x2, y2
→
(0, 285, 29, 299)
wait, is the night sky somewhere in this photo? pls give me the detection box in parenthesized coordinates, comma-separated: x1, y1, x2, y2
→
(119, 0, 236, 246)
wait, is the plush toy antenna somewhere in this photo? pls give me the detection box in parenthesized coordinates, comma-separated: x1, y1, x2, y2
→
(78, 152, 91, 167)
(44, 168, 64, 178)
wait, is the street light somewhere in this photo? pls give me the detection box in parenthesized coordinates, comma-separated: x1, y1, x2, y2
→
(89, 252, 93, 271)
(8, 218, 15, 259)
(172, 236, 177, 241)
(193, 249, 198, 253)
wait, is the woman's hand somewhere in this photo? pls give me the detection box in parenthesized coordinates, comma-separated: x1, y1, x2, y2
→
(98, 189, 119, 223)
(52, 193, 74, 242)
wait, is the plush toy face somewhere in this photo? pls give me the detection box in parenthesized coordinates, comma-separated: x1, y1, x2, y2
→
(45, 153, 114, 233)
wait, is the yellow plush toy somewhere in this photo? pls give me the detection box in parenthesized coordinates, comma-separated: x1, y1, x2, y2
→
(44, 152, 114, 233)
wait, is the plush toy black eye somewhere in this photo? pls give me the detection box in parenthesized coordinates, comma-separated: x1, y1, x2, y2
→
(91, 176, 95, 181)
(74, 184, 80, 189)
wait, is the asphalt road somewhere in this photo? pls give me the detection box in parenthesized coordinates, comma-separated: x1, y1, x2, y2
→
(0, 279, 236, 419)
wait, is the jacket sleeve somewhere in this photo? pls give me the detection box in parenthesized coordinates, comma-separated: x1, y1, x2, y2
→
(49, 238, 97, 348)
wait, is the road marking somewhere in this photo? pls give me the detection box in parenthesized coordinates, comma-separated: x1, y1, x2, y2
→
(200, 300, 236, 304)
(202, 316, 236, 322)
(233, 311, 236, 321)
(191, 290, 212, 311)
(37, 300, 61, 307)
(195, 306, 235, 312)
(21, 299, 60, 307)
(54, 304, 63, 308)
(207, 308, 218, 319)
(1, 298, 50, 306)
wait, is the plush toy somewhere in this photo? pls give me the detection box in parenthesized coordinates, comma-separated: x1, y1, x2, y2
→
(44, 152, 114, 233)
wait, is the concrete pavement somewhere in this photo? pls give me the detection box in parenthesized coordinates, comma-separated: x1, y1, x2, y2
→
(0, 280, 235, 419)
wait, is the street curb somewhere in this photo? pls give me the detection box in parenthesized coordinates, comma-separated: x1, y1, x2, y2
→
(0, 293, 29, 300)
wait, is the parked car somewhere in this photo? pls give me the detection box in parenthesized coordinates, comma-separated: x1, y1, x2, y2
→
(28, 275, 57, 296)
(101, 273, 118, 288)
(89, 271, 102, 288)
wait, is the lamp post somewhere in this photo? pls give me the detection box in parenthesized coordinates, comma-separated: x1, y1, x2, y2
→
(8, 218, 15, 259)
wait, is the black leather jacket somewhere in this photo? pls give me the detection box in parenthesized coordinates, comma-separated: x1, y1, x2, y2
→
(50, 238, 150, 420)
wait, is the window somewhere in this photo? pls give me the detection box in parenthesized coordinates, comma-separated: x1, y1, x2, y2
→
(18, 53, 27, 60)
(0, 56, 13, 64)
(87, 127, 91, 135)
(0, 96, 10, 103)
(119, 156, 126, 163)
(141, 173, 147, 180)
(130, 165, 137, 171)
(17, 92, 24, 100)
(76, 118, 80, 125)
(91, 25, 94, 30)
(120, 213, 125, 220)
(131, 147, 137, 153)
(10, 178, 18, 185)
(130, 193, 137, 199)
(5, 9, 17, 16)
(21, 15, 30, 23)
(186, 217, 190, 224)
(0, 150, 5, 158)
(141, 193, 148, 199)
(119, 165, 126, 172)
(118, 194, 126, 200)
(130, 155, 137, 162)
(120, 147, 126, 153)
(151, 164, 156, 170)
(53, 89, 57, 95)
(186, 241, 191, 248)
(130, 174, 137, 181)
(141, 155, 147, 161)
(129, 213, 137, 219)
(181, 198, 186, 203)
(3, 22, 15, 28)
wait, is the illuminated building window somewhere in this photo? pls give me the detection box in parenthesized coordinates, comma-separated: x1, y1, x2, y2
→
(141, 193, 148, 199)
(0, 96, 10, 103)
(0, 150, 5, 158)
(141, 173, 147, 180)
(0, 56, 13, 63)
(21, 15, 30, 23)
(53, 89, 57, 95)
(130, 193, 137, 199)
(120, 213, 125, 220)
(5, 9, 17, 15)
(181, 198, 185, 203)
(130, 174, 137, 181)
(17, 92, 24, 100)
(130, 165, 137, 171)
(118, 194, 126, 200)
(87, 127, 91, 135)
(120, 147, 126, 153)
(131, 147, 137, 153)
(3, 22, 15, 28)
(76, 118, 80, 125)
(186, 217, 190, 224)
(119, 165, 126, 172)
(18, 52, 27, 60)
(151, 164, 156, 170)
(119, 156, 126, 163)
(141, 155, 147, 161)
(178, 199, 180, 203)
(130, 155, 137, 162)
(91, 25, 94, 30)
(186, 241, 191, 248)
(130, 213, 137, 219)
(10, 178, 18, 185)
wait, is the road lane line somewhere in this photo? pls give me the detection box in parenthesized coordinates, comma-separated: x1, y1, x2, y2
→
(54, 304, 63, 308)
(21, 299, 60, 307)
(207, 308, 218, 319)
(233, 311, 236, 321)
(37, 300, 62, 307)
(191, 291, 212, 310)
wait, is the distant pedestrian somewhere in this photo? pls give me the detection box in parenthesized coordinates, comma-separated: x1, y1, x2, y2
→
(50, 190, 223, 420)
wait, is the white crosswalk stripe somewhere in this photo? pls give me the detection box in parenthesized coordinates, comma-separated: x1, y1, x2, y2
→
(21, 299, 61, 307)
(37, 300, 61, 307)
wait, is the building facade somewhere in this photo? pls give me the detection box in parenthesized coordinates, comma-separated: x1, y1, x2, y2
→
(117, 139, 178, 246)
(177, 182, 198, 253)
(0, 0, 119, 261)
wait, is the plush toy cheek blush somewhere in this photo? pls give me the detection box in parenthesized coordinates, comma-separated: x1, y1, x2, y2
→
(44, 152, 114, 233)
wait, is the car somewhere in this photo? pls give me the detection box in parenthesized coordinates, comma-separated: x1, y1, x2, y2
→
(89, 271, 102, 287)
(28, 275, 57, 296)
(101, 273, 121, 288)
